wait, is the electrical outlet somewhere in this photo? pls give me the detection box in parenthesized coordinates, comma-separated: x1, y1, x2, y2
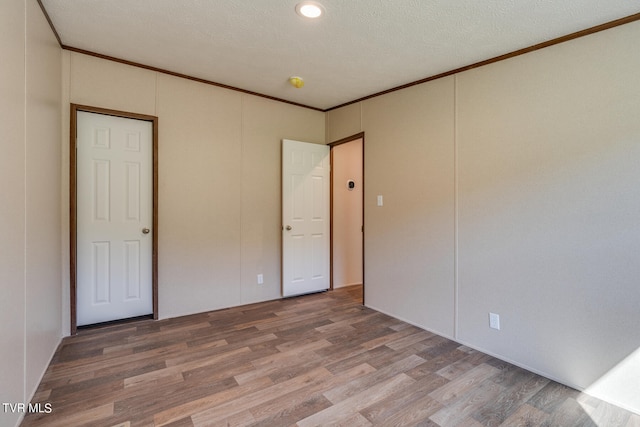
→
(489, 312, 500, 330)
(257, 274, 263, 285)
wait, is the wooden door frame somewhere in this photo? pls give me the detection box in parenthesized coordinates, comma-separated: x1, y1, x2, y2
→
(70, 104, 159, 335)
(328, 132, 365, 304)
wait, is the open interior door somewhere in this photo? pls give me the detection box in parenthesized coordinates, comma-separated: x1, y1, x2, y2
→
(282, 139, 330, 297)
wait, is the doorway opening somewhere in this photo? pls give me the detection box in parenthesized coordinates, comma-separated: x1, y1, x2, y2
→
(70, 104, 158, 335)
(329, 132, 365, 304)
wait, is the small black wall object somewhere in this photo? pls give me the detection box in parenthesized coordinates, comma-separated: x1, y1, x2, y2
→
(347, 180, 355, 190)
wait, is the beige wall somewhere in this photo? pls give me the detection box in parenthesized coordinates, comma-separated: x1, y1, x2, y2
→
(241, 96, 326, 304)
(332, 138, 363, 288)
(24, 0, 63, 402)
(0, 1, 62, 426)
(156, 75, 243, 317)
(364, 77, 457, 338)
(4, 2, 639, 421)
(0, 3, 27, 425)
(61, 52, 325, 327)
(327, 21, 640, 414)
(326, 102, 361, 144)
(456, 21, 640, 413)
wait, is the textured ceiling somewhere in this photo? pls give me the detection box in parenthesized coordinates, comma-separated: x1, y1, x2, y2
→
(41, 0, 640, 110)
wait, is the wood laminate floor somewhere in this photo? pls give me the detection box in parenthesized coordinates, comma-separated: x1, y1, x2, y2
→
(22, 285, 638, 427)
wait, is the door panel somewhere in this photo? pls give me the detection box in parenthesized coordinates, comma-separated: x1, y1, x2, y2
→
(282, 139, 330, 297)
(76, 111, 153, 326)
(124, 240, 141, 299)
(125, 162, 141, 220)
(92, 241, 110, 303)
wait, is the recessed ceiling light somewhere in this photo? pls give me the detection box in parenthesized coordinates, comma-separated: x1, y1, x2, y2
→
(295, 2, 324, 19)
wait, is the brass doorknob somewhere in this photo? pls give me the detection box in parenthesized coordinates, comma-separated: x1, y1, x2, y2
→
(142, 228, 150, 234)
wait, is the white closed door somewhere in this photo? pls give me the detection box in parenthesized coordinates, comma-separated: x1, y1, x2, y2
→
(76, 111, 153, 326)
(282, 139, 330, 297)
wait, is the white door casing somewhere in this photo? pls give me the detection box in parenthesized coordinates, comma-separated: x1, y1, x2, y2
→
(282, 139, 330, 297)
(76, 111, 153, 326)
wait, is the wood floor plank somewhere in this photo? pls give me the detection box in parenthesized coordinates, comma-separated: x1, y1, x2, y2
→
(332, 412, 373, 427)
(158, 418, 193, 427)
(242, 352, 325, 385)
(359, 375, 445, 425)
(541, 397, 598, 427)
(360, 325, 425, 350)
(124, 346, 251, 388)
(249, 395, 333, 427)
(498, 403, 549, 427)
(120, 374, 237, 413)
(198, 409, 256, 427)
(297, 374, 416, 427)
(527, 381, 581, 414)
(471, 367, 550, 425)
(21, 402, 114, 427)
(152, 376, 273, 426)
(20, 285, 638, 427)
(367, 393, 442, 427)
(583, 399, 631, 427)
(456, 417, 487, 427)
(436, 359, 478, 381)
(249, 363, 376, 425)
(323, 354, 424, 403)
(322, 343, 394, 374)
(429, 379, 504, 426)
(428, 363, 501, 405)
(190, 367, 334, 426)
(42, 341, 190, 383)
(233, 339, 332, 385)
(384, 330, 435, 351)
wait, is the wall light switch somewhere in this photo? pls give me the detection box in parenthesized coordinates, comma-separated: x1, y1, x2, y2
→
(489, 312, 500, 330)
(377, 195, 383, 206)
(257, 274, 264, 285)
